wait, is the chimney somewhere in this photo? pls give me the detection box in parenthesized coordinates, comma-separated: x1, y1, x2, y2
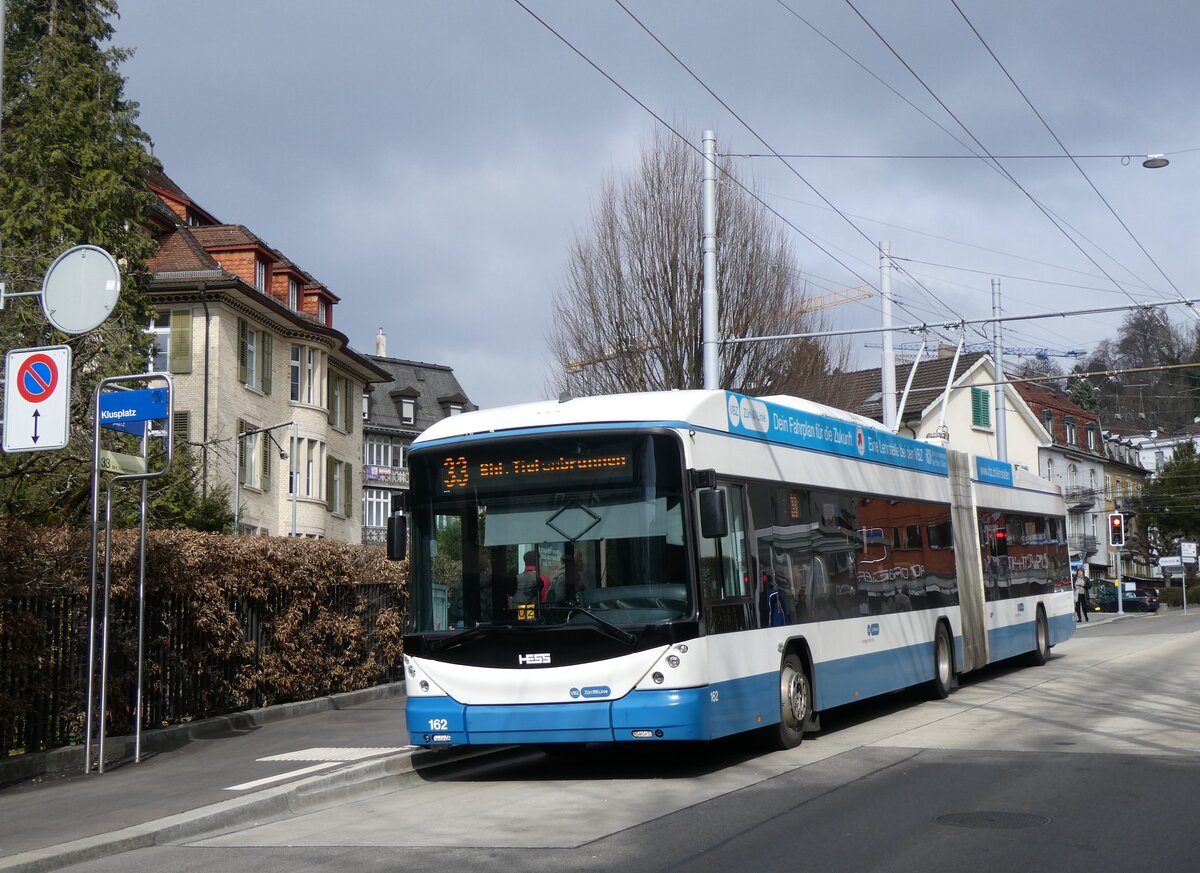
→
(375, 328, 386, 357)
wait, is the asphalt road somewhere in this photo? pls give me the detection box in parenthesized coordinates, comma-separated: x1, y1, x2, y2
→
(15, 608, 1193, 873)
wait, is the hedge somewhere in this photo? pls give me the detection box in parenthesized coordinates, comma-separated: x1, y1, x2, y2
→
(0, 520, 407, 757)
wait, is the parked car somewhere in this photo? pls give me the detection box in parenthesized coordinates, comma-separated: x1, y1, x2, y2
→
(1091, 584, 1158, 613)
(1136, 588, 1160, 608)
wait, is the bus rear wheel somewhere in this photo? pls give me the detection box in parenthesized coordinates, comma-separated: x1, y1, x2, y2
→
(769, 653, 811, 750)
(1027, 609, 1050, 667)
(928, 623, 953, 700)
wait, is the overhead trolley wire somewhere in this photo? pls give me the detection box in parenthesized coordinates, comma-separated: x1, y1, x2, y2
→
(841, 0, 1165, 314)
(609, 0, 984, 343)
(947, 0, 1194, 319)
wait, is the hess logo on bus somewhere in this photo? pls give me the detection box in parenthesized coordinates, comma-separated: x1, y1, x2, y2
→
(518, 653, 552, 665)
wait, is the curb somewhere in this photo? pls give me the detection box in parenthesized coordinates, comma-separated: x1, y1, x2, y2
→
(0, 743, 517, 873)
(0, 681, 407, 787)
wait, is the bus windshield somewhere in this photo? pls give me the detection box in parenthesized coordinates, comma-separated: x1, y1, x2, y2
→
(407, 433, 691, 633)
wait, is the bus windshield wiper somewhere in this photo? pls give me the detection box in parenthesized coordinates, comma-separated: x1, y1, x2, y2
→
(542, 606, 637, 645)
(428, 623, 510, 653)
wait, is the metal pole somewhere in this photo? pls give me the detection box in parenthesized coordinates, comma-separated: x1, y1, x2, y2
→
(701, 129, 719, 390)
(233, 432, 241, 536)
(1116, 547, 1124, 615)
(880, 242, 897, 431)
(1182, 542, 1188, 614)
(992, 279, 1007, 461)
(84, 386, 103, 773)
(98, 483, 117, 773)
(134, 428, 148, 763)
(291, 422, 298, 536)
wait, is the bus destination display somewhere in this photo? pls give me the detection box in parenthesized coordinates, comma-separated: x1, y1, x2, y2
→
(440, 450, 631, 493)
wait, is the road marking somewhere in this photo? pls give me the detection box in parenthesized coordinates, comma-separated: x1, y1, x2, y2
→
(258, 746, 409, 762)
(223, 747, 412, 791)
(225, 762, 340, 791)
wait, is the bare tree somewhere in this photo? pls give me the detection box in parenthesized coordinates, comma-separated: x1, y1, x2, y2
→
(547, 127, 848, 400)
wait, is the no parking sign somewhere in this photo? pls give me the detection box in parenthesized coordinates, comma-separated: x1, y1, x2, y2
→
(3, 345, 72, 452)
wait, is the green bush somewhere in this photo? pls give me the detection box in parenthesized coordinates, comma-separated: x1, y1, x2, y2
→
(1158, 585, 1200, 608)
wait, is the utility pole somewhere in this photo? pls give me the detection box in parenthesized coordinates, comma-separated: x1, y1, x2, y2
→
(701, 130, 719, 390)
(880, 242, 897, 431)
(992, 279, 1007, 461)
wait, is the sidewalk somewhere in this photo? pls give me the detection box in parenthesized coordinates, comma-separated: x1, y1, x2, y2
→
(0, 683, 498, 873)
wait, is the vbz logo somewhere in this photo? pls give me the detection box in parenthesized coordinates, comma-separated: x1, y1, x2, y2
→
(518, 653, 551, 665)
(867, 623, 880, 637)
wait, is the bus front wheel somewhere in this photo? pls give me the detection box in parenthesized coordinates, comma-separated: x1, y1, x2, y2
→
(769, 653, 811, 750)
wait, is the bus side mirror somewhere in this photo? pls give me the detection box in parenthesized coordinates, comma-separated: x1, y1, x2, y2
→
(386, 512, 408, 561)
(699, 489, 728, 539)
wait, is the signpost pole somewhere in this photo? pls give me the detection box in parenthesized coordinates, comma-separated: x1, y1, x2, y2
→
(1181, 541, 1194, 614)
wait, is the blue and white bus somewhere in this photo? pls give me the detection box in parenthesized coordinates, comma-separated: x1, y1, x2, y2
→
(400, 390, 1073, 749)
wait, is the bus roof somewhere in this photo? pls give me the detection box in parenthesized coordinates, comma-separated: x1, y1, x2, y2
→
(413, 390, 887, 445)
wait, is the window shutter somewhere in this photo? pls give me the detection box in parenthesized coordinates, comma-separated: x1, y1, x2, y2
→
(327, 372, 336, 423)
(169, 310, 192, 374)
(345, 381, 354, 434)
(326, 456, 335, 512)
(238, 319, 248, 384)
(343, 462, 352, 517)
(261, 333, 273, 395)
(261, 429, 271, 489)
(971, 387, 990, 428)
(172, 410, 190, 444)
(237, 419, 247, 484)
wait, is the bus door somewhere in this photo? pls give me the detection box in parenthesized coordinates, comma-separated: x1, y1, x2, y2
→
(697, 484, 753, 634)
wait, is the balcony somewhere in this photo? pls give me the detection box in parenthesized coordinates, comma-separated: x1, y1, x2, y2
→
(363, 465, 409, 488)
(1063, 486, 1096, 510)
(1069, 534, 1098, 556)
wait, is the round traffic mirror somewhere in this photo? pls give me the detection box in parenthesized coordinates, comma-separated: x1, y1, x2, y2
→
(40, 245, 122, 334)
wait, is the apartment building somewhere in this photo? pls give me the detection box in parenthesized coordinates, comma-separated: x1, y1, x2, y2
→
(145, 169, 390, 541)
(360, 329, 475, 543)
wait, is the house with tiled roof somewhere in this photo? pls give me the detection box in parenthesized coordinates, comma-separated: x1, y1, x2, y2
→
(1009, 380, 1109, 575)
(816, 348, 1050, 474)
(359, 330, 476, 543)
(145, 170, 391, 541)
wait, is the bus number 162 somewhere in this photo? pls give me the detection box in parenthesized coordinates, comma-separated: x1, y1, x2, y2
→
(427, 718, 449, 731)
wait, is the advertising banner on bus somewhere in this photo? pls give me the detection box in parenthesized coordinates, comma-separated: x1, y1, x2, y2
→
(723, 392, 948, 476)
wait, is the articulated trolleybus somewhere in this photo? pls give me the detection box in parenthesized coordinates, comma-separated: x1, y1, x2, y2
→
(400, 390, 1073, 750)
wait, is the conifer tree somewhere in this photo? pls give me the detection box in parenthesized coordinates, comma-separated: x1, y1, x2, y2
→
(0, 1, 223, 528)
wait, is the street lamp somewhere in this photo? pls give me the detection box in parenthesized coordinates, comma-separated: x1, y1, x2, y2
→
(1142, 154, 1169, 169)
(233, 420, 297, 537)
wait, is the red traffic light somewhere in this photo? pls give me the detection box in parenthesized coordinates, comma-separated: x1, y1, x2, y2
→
(1108, 513, 1125, 546)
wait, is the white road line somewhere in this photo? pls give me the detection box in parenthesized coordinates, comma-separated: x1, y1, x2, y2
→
(258, 746, 408, 762)
(224, 761, 340, 792)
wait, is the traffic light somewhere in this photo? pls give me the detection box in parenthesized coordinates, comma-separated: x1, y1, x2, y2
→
(1108, 512, 1125, 547)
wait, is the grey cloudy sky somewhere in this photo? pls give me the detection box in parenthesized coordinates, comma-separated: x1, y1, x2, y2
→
(113, 0, 1200, 409)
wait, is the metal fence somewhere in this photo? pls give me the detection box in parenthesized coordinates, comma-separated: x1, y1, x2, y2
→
(0, 583, 404, 758)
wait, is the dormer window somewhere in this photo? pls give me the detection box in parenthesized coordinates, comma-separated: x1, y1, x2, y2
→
(288, 277, 298, 310)
(255, 258, 267, 292)
(401, 398, 415, 425)
(1064, 417, 1077, 446)
(318, 299, 328, 324)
